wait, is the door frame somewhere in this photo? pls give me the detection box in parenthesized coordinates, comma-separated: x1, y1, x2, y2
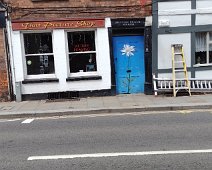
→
(109, 27, 148, 95)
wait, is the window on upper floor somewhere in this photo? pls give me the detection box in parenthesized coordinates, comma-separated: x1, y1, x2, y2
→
(195, 32, 212, 65)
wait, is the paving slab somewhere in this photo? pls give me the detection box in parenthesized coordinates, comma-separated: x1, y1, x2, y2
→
(0, 93, 212, 119)
(16, 101, 42, 112)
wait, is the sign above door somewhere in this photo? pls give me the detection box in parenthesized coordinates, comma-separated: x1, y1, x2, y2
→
(111, 18, 145, 28)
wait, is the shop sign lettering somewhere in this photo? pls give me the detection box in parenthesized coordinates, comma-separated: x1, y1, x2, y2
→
(73, 44, 91, 52)
(12, 19, 105, 30)
(111, 18, 145, 28)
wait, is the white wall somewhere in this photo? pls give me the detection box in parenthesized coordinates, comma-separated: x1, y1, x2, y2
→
(11, 31, 25, 82)
(158, 15, 191, 28)
(11, 24, 111, 95)
(158, 0, 212, 27)
(158, 72, 191, 79)
(158, 1, 191, 11)
(158, 1, 191, 27)
(158, 33, 191, 69)
(195, 70, 212, 79)
(196, 0, 212, 25)
(196, 14, 212, 25)
(196, 0, 212, 9)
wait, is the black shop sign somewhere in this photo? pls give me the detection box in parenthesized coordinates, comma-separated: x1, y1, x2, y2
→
(111, 18, 145, 28)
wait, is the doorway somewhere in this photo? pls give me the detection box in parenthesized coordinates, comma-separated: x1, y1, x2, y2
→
(113, 35, 145, 94)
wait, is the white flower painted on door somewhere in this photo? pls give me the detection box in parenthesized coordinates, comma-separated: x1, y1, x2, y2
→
(121, 44, 135, 57)
(119, 44, 136, 93)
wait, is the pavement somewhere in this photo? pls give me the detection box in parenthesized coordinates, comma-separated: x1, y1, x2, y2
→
(0, 93, 212, 119)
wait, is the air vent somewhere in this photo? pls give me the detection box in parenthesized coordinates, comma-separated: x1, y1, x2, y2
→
(47, 91, 79, 101)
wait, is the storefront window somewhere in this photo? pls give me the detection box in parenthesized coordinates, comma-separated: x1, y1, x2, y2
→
(67, 31, 97, 73)
(23, 33, 55, 75)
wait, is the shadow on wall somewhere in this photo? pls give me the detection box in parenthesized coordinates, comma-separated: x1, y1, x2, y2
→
(0, 91, 9, 102)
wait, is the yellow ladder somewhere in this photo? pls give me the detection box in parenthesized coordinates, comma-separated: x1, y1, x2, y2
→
(171, 44, 191, 97)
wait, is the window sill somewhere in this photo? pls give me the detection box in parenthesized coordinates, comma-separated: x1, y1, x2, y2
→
(66, 75, 102, 82)
(193, 63, 212, 67)
(22, 78, 59, 84)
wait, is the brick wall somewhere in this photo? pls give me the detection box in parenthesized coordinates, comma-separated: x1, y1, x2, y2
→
(0, 29, 9, 101)
(7, 0, 152, 20)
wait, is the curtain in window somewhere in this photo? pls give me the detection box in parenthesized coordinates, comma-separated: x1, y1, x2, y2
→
(195, 32, 206, 52)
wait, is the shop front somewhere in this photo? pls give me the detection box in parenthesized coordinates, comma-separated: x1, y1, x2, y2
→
(10, 18, 111, 100)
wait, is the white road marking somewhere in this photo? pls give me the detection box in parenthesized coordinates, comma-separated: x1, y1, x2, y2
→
(21, 119, 34, 124)
(22, 109, 211, 122)
(36, 111, 178, 121)
(28, 149, 212, 161)
(179, 110, 192, 114)
(0, 118, 21, 123)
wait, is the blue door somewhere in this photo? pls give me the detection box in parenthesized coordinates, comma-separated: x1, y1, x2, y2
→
(113, 36, 145, 94)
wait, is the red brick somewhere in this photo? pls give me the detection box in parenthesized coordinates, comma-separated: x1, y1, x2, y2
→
(0, 29, 9, 101)
(7, 0, 152, 20)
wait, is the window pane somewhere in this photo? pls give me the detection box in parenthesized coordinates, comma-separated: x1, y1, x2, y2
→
(209, 44, 212, 63)
(67, 31, 95, 52)
(69, 53, 97, 73)
(24, 33, 53, 54)
(26, 55, 55, 75)
(195, 32, 207, 52)
(195, 51, 207, 64)
(210, 32, 212, 41)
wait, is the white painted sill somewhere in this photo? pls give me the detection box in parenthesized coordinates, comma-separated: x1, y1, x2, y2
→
(69, 71, 100, 78)
(193, 63, 212, 67)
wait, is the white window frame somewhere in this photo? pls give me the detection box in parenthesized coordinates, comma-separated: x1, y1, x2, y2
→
(66, 29, 99, 77)
(195, 32, 212, 67)
(21, 31, 56, 79)
(206, 32, 212, 64)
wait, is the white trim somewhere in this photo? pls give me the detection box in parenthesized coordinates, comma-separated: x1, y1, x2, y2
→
(25, 74, 57, 79)
(21, 32, 27, 78)
(25, 53, 53, 56)
(206, 32, 212, 64)
(158, 8, 212, 16)
(105, 18, 111, 28)
(69, 71, 99, 77)
(6, 21, 16, 84)
(193, 63, 212, 67)
(68, 51, 96, 55)
(20, 30, 52, 34)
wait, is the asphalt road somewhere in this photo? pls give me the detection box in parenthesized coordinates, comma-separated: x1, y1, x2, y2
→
(1, 110, 212, 169)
